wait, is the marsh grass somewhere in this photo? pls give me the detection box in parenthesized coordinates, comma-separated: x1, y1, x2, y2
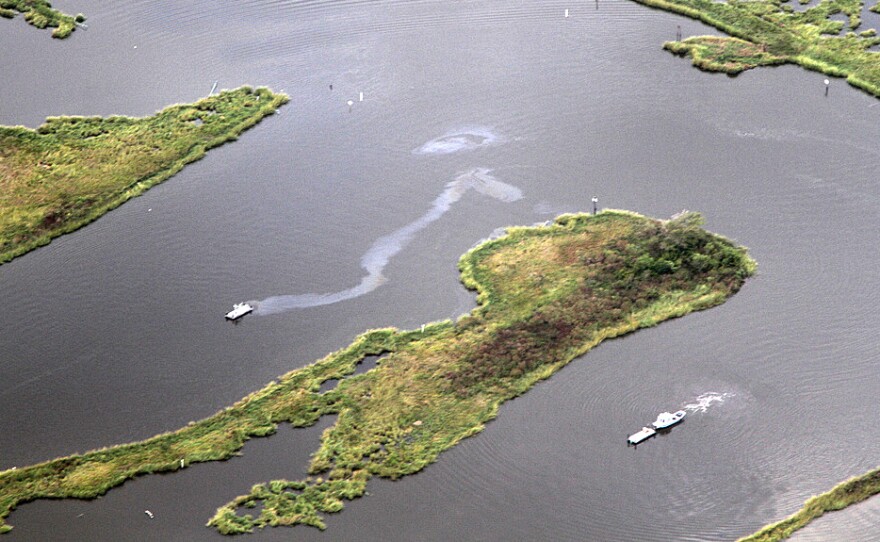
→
(665, 36, 787, 74)
(0, 86, 288, 264)
(0, 0, 81, 38)
(0, 211, 754, 534)
(637, 0, 880, 96)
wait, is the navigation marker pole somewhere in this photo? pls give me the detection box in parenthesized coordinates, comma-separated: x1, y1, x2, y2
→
(210, 81, 219, 96)
(824, 79, 830, 96)
(592, 196, 599, 215)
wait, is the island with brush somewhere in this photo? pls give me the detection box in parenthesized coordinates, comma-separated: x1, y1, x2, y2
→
(0, 210, 755, 534)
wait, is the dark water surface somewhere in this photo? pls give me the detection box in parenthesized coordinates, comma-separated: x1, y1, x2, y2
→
(3, 1, 880, 540)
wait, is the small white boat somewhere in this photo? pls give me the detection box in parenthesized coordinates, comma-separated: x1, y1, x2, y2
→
(225, 302, 254, 320)
(628, 426, 656, 445)
(652, 410, 686, 430)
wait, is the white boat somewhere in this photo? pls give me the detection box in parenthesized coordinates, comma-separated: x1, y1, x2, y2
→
(627, 426, 656, 445)
(651, 410, 686, 430)
(225, 302, 254, 320)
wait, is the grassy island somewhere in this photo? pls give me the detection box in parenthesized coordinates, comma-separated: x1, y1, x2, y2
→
(739, 466, 880, 541)
(0, 0, 84, 38)
(0, 86, 288, 265)
(0, 210, 755, 534)
(633, 0, 880, 96)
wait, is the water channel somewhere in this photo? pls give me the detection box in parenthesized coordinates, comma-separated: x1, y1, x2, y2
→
(3, 0, 880, 540)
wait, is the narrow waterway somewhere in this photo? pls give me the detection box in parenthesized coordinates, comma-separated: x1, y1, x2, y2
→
(3, 1, 880, 540)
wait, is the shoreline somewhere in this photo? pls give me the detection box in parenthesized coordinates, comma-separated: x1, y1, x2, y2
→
(739, 467, 880, 541)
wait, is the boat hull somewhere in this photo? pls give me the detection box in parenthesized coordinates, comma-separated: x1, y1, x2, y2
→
(651, 410, 686, 430)
(225, 303, 254, 320)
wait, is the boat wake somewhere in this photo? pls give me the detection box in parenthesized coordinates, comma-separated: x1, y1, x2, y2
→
(254, 168, 522, 315)
(682, 392, 735, 413)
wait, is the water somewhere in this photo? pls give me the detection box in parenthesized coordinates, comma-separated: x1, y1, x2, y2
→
(256, 164, 522, 314)
(2, 0, 880, 540)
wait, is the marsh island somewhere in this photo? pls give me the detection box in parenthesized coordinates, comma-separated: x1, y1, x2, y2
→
(0, 86, 288, 265)
(0, 210, 755, 534)
(638, 0, 880, 96)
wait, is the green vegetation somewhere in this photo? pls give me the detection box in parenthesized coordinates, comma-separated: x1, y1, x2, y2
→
(0, 0, 84, 38)
(0, 210, 755, 534)
(739, 467, 880, 541)
(0, 86, 288, 265)
(665, 36, 787, 74)
(634, 0, 880, 93)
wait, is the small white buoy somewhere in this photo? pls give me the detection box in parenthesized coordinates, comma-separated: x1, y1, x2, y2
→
(147, 208, 152, 212)
(144, 510, 154, 519)
(565, 8, 569, 17)
(347, 99, 354, 112)
(359, 91, 364, 102)
(133, 45, 137, 49)
(824, 79, 830, 85)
